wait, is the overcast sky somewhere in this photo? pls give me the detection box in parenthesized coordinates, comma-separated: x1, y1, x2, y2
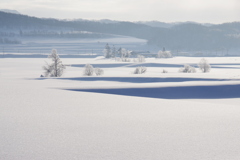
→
(1, 0, 240, 23)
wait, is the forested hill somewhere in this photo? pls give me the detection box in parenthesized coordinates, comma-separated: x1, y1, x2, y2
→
(0, 11, 240, 51)
(0, 11, 160, 39)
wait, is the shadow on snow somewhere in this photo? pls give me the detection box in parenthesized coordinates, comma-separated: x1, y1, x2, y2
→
(66, 84, 240, 99)
(71, 63, 240, 69)
(35, 77, 238, 83)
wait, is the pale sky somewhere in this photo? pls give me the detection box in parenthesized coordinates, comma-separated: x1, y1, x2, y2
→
(1, 0, 240, 23)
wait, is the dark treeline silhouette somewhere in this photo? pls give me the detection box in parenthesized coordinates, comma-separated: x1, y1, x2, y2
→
(0, 37, 21, 44)
(0, 11, 240, 51)
(19, 30, 113, 39)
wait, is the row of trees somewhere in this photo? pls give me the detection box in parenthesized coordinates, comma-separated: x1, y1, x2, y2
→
(104, 44, 173, 59)
(134, 58, 211, 75)
(19, 30, 111, 39)
(42, 49, 211, 77)
(103, 43, 131, 59)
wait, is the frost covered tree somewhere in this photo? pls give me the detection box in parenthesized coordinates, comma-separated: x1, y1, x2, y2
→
(157, 48, 172, 58)
(111, 45, 117, 58)
(83, 64, 104, 76)
(117, 47, 122, 57)
(137, 55, 146, 63)
(117, 48, 129, 58)
(126, 50, 131, 58)
(83, 64, 94, 76)
(179, 64, 196, 73)
(198, 58, 211, 72)
(157, 50, 172, 58)
(120, 48, 127, 58)
(117, 48, 131, 61)
(43, 49, 65, 77)
(103, 43, 112, 58)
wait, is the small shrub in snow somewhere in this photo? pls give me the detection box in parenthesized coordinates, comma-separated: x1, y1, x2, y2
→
(95, 68, 104, 76)
(83, 64, 94, 76)
(115, 57, 121, 62)
(198, 58, 211, 73)
(137, 55, 146, 63)
(134, 66, 147, 74)
(121, 58, 131, 62)
(42, 49, 66, 77)
(162, 69, 168, 73)
(157, 51, 172, 58)
(179, 64, 196, 73)
(115, 57, 131, 62)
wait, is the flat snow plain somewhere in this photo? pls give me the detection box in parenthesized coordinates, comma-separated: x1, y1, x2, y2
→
(1, 56, 240, 160)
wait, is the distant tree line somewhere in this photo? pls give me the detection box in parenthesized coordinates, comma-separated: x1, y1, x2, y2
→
(0, 31, 17, 37)
(103, 43, 132, 61)
(0, 37, 21, 44)
(19, 30, 113, 39)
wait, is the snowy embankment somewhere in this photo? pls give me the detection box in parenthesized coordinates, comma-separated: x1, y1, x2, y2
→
(1, 57, 240, 160)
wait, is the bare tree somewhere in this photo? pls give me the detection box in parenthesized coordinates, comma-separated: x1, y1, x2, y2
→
(43, 49, 65, 77)
(198, 58, 211, 72)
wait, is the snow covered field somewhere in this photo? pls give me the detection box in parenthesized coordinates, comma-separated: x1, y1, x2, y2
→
(1, 56, 240, 160)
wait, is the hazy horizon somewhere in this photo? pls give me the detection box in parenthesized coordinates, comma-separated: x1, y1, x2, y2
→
(0, 0, 239, 24)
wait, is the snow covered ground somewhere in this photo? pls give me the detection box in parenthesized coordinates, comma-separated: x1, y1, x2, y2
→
(1, 56, 240, 160)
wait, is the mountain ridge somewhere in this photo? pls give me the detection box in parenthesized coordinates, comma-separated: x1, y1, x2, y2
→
(0, 11, 240, 52)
